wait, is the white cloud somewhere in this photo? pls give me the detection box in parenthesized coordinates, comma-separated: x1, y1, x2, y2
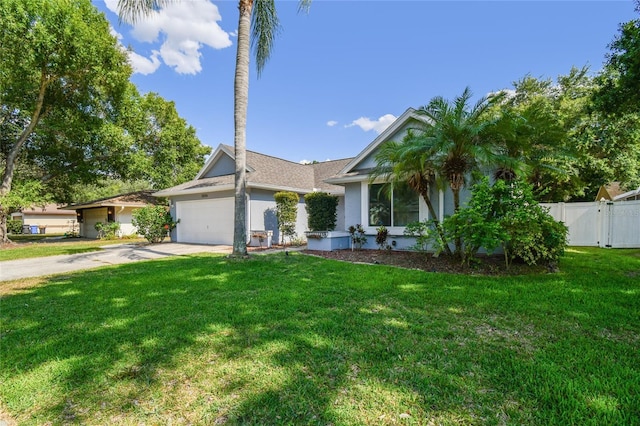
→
(128, 50, 162, 75)
(346, 114, 397, 134)
(106, 0, 232, 75)
(326, 120, 338, 127)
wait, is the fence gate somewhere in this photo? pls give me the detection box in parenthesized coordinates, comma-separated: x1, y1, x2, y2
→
(542, 200, 640, 248)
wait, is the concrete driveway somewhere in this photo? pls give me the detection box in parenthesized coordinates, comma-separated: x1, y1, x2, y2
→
(0, 243, 234, 282)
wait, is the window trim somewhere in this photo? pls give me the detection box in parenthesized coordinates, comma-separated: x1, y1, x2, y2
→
(360, 180, 428, 234)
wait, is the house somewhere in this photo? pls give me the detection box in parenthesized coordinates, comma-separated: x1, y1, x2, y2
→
(595, 182, 624, 201)
(10, 204, 77, 234)
(155, 109, 464, 249)
(595, 182, 640, 202)
(62, 191, 158, 239)
(324, 108, 464, 249)
(153, 144, 351, 245)
(613, 186, 640, 201)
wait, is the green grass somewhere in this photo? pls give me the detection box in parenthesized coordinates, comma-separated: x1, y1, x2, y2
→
(1, 247, 638, 425)
(0, 238, 144, 261)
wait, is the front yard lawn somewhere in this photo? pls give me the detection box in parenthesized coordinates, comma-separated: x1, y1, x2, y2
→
(0, 238, 145, 261)
(1, 248, 638, 425)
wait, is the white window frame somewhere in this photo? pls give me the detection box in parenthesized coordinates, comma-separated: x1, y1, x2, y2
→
(360, 180, 429, 234)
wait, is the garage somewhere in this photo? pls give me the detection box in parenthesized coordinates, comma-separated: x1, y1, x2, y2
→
(82, 208, 108, 239)
(175, 198, 234, 245)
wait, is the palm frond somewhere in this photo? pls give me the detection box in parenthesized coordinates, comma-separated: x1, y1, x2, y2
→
(252, 0, 281, 76)
(117, 0, 171, 24)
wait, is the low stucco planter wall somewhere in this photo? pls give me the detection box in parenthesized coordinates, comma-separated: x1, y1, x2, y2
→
(305, 231, 351, 251)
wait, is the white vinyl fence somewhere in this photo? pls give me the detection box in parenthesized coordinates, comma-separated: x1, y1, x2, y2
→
(541, 200, 640, 248)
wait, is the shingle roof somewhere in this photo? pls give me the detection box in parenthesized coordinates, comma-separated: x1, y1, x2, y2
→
(154, 145, 352, 197)
(62, 191, 158, 210)
(18, 204, 76, 215)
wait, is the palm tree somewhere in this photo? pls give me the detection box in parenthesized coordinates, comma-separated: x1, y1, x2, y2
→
(407, 87, 504, 255)
(371, 135, 453, 256)
(118, 0, 310, 257)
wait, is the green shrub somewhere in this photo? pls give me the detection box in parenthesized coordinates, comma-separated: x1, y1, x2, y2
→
(131, 205, 178, 244)
(444, 178, 568, 268)
(6, 219, 23, 234)
(274, 191, 299, 245)
(304, 192, 338, 231)
(94, 222, 121, 240)
(404, 219, 446, 254)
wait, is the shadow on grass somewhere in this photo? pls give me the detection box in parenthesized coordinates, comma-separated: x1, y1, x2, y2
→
(1, 250, 638, 424)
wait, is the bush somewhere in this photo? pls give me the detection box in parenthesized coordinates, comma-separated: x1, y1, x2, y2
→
(132, 205, 178, 244)
(274, 191, 299, 245)
(6, 219, 22, 234)
(404, 219, 446, 254)
(444, 178, 568, 268)
(304, 192, 338, 231)
(94, 222, 121, 240)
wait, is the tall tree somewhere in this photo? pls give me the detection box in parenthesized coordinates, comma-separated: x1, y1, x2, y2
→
(123, 87, 211, 189)
(412, 88, 503, 211)
(499, 67, 640, 201)
(119, 0, 310, 257)
(0, 0, 132, 242)
(373, 88, 504, 256)
(593, 0, 640, 116)
(370, 135, 452, 256)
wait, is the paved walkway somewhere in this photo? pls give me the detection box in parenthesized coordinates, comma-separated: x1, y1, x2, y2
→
(0, 243, 236, 282)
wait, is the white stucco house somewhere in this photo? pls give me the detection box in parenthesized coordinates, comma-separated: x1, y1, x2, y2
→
(155, 109, 466, 249)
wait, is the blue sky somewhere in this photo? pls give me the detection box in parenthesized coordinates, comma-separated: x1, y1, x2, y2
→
(95, 0, 637, 164)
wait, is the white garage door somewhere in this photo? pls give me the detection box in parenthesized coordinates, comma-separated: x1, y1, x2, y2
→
(175, 198, 234, 245)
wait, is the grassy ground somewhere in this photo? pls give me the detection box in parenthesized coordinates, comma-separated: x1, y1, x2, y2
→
(0, 247, 638, 425)
(0, 238, 145, 261)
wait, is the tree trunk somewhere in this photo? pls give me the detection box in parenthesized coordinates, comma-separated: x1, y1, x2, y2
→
(231, 0, 252, 257)
(452, 187, 462, 258)
(0, 70, 49, 244)
(417, 182, 452, 256)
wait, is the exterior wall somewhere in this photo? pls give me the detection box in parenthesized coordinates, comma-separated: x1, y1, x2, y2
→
(81, 207, 108, 239)
(352, 121, 414, 171)
(343, 183, 362, 230)
(17, 213, 77, 234)
(295, 198, 308, 242)
(116, 207, 140, 236)
(167, 189, 315, 245)
(203, 155, 235, 178)
(248, 189, 280, 243)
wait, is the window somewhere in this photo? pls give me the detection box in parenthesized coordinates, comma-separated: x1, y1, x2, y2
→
(368, 182, 419, 227)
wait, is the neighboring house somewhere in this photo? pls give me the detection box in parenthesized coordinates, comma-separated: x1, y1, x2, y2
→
(613, 187, 640, 202)
(324, 108, 465, 249)
(595, 182, 640, 202)
(62, 191, 158, 239)
(154, 144, 351, 245)
(595, 182, 624, 201)
(10, 204, 77, 234)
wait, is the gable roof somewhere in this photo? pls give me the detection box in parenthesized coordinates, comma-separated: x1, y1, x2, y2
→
(325, 108, 425, 184)
(154, 144, 352, 197)
(61, 191, 158, 210)
(595, 182, 624, 201)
